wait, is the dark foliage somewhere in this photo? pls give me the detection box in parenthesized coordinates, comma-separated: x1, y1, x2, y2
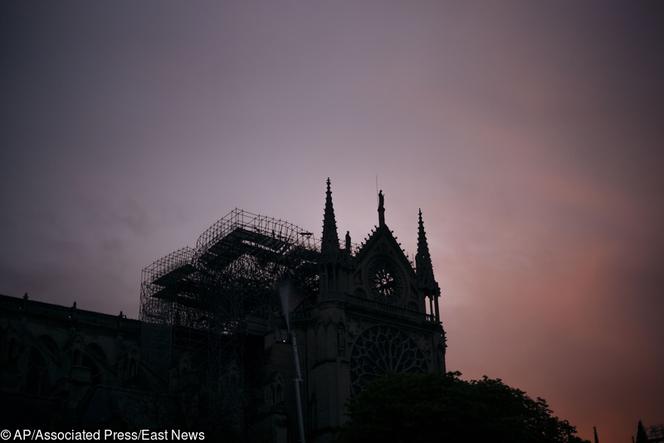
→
(339, 372, 589, 443)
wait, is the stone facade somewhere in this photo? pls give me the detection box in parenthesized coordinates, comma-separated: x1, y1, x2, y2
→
(0, 295, 235, 435)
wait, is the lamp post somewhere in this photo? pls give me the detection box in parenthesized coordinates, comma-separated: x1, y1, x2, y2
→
(279, 280, 306, 443)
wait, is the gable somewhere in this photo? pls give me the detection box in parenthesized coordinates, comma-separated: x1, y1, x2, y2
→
(355, 225, 416, 278)
(352, 225, 418, 309)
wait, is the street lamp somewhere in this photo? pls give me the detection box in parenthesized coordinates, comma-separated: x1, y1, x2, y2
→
(279, 280, 306, 443)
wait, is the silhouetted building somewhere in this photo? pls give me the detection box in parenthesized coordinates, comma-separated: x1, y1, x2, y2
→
(0, 179, 446, 442)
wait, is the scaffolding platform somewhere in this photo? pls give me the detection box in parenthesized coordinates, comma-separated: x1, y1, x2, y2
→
(140, 208, 320, 332)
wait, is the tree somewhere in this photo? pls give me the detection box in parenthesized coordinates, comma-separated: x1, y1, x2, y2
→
(339, 372, 589, 443)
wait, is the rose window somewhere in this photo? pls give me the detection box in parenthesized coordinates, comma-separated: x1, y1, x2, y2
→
(350, 325, 428, 396)
(368, 257, 401, 299)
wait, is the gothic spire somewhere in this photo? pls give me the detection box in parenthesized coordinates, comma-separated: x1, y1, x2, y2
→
(636, 420, 648, 443)
(416, 209, 440, 296)
(321, 178, 340, 255)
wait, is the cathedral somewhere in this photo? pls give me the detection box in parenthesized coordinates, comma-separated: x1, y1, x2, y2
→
(0, 179, 446, 442)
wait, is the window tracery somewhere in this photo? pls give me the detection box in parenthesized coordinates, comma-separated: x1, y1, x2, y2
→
(350, 325, 427, 396)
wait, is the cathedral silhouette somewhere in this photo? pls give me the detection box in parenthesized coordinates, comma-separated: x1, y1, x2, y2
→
(0, 179, 446, 442)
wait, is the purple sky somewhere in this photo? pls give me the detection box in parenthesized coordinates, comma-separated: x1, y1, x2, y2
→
(1, 1, 663, 441)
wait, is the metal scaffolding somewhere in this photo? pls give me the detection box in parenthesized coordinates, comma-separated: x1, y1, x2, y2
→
(140, 247, 196, 325)
(139, 209, 320, 435)
(140, 208, 320, 333)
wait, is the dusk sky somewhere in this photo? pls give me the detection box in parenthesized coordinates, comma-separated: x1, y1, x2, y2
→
(1, 1, 663, 441)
